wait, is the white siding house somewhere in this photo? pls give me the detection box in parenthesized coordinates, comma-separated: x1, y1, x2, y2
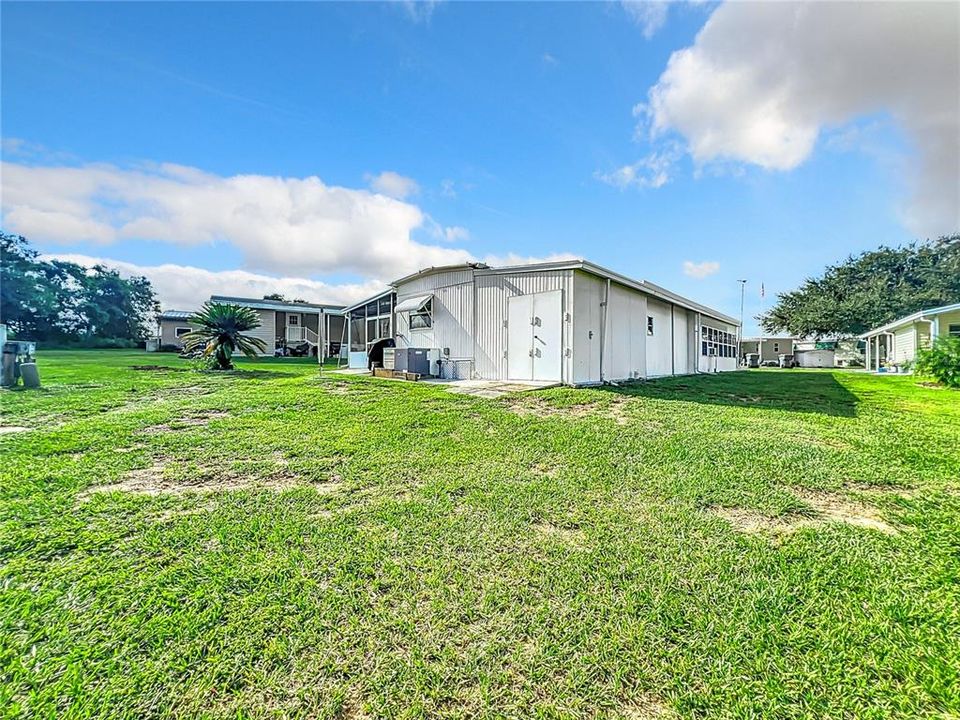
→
(389, 260, 739, 385)
(861, 303, 960, 371)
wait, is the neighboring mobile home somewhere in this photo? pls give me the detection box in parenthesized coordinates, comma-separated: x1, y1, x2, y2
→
(739, 337, 797, 364)
(860, 302, 960, 371)
(156, 297, 347, 358)
(157, 310, 198, 350)
(389, 260, 739, 384)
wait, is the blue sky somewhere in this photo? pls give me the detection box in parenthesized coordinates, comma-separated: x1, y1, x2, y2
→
(2, 2, 956, 333)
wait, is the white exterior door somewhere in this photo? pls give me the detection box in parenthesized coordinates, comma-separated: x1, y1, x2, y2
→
(532, 291, 562, 381)
(508, 291, 562, 381)
(508, 294, 534, 380)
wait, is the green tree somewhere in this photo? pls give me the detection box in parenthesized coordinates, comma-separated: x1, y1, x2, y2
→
(182, 302, 267, 370)
(1, 232, 159, 342)
(761, 235, 960, 337)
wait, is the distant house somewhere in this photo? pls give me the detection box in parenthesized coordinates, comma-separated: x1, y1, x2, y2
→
(739, 337, 797, 363)
(155, 296, 347, 358)
(156, 310, 198, 350)
(860, 303, 960, 371)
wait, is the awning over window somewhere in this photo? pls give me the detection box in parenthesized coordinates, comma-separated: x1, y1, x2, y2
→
(394, 294, 432, 313)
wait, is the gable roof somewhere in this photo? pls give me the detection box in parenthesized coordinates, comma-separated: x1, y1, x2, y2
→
(209, 295, 344, 313)
(860, 302, 960, 337)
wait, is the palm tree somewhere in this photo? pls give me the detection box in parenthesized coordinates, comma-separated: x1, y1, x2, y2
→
(182, 302, 267, 370)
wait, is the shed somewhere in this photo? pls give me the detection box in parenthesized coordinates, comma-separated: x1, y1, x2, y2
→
(796, 349, 835, 368)
(389, 260, 739, 384)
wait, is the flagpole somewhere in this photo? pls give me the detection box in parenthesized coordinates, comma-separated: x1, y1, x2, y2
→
(759, 282, 765, 363)
(737, 279, 746, 364)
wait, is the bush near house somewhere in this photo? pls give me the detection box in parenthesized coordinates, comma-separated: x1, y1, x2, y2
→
(915, 336, 960, 388)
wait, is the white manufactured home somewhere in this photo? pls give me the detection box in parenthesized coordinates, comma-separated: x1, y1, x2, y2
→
(860, 302, 960, 371)
(389, 261, 739, 385)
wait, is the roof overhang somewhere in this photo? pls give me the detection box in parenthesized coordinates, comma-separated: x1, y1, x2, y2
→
(860, 302, 960, 338)
(394, 294, 433, 313)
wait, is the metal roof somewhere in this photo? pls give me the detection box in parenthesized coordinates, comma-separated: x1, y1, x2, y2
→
(391, 258, 739, 326)
(860, 302, 960, 338)
(157, 310, 194, 320)
(209, 295, 344, 313)
(342, 288, 395, 313)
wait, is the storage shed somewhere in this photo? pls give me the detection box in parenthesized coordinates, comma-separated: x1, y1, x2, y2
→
(390, 260, 739, 384)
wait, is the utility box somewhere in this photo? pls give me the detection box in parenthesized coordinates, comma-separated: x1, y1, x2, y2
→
(382, 347, 396, 370)
(393, 348, 439, 376)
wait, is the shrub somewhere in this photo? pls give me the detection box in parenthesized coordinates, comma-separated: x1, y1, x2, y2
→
(915, 336, 960, 388)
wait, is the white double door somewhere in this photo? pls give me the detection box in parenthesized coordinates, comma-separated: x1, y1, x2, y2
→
(507, 290, 562, 381)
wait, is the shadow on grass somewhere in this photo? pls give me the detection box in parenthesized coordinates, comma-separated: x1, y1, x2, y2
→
(600, 370, 858, 417)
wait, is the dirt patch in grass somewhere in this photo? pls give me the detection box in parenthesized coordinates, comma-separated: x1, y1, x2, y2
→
(533, 520, 586, 547)
(132, 365, 189, 373)
(79, 459, 343, 499)
(711, 489, 898, 536)
(0, 425, 30, 434)
(622, 694, 678, 719)
(507, 397, 631, 425)
(793, 487, 898, 534)
(138, 410, 231, 435)
(529, 461, 560, 478)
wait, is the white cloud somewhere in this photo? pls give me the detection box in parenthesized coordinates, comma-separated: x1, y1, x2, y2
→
(621, 1, 669, 39)
(542, 52, 558, 66)
(595, 145, 681, 189)
(2, 160, 472, 278)
(439, 178, 457, 198)
(365, 170, 420, 200)
(398, 0, 442, 23)
(643, 1, 959, 236)
(682, 260, 719, 279)
(42, 253, 386, 312)
(443, 225, 470, 242)
(480, 251, 580, 268)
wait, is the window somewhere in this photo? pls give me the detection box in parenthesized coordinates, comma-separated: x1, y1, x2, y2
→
(410, 299, 432, 329)
(175, 327, 191, 338)
(773, 342, 780, 353)
(950, 324, 960, 337)
(288, 314, 299, 326)
(647, 316, 654, 336)
(701, 324, 736, 358)
(378, 317, 390, 338)
(365, 302, 378, 317)
(366, 318, 378, 341)
(378, 297, 392, 315)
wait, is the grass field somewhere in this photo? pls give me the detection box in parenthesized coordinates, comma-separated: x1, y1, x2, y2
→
(2, 350, 959, 719)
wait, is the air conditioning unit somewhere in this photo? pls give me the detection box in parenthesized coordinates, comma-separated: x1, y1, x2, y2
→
(382, 347, 396, 370)
(394, 347, 438, 375)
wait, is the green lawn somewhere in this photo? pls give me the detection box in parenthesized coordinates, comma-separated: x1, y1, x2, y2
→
(2, 351, 959, 719)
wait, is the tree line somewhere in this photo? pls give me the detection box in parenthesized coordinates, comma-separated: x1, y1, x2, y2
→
(761, 234, 960, 337)
(1, 232, 159, 345)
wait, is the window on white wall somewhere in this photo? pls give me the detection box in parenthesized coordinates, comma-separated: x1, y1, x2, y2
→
(701, 325, 736, 357)
(773, 342, 780, 353)
(175, 327, 191, 338)
(410, 299, 433, 329)
(647, 316, 654, 336)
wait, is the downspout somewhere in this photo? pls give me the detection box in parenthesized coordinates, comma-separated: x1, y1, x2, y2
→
(472, 273, 478, 380)
(599, 278, 610, 383)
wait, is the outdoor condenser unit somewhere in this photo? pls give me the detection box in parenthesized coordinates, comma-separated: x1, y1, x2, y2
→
(393, 348, 439, 376)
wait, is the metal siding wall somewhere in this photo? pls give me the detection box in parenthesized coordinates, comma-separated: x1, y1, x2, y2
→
(645, 298, 674, 377)
(475, 270, 574, 381)
(672, 307, 689, 374)
(250, 310, 275, 355)
(606, 283, 647, 381)
(395, 270, 474, 360)
(894, 326, 915, 364)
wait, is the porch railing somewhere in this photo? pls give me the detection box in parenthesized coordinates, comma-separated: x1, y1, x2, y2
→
(286, 326, 320, 344)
